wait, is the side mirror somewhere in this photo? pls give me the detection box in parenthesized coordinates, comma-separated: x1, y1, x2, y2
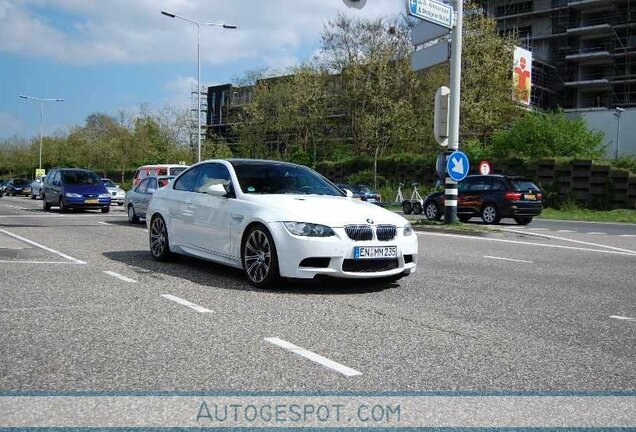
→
(204, 183, 228, 197)
(344, 189, 354, 198)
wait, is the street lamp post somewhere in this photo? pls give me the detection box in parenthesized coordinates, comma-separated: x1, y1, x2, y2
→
(19, 95, 64, 170)
(614, 107, 625, 160)
(161, 10, 237, 163)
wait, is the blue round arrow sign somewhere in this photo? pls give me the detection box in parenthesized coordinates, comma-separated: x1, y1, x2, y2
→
(446, 150, 470, 182)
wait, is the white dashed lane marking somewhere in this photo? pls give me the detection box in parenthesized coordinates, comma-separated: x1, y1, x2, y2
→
(264, 337, 362, 377)
(0, 229, 87, 264)
(103, 271, 137, 283)
(484, 255, 534, 264)
(161, 294, 213, 313)
(609, 315, 636, 322)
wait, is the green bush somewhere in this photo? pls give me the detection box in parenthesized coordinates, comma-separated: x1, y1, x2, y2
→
(489, 111, 605, 160)
(346, 170, 387, 187)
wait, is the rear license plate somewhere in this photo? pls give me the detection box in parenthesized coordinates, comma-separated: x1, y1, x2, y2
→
(524, 194, 536, 201)
(354, 246, 397, 259)
(85, 199, 98, 204)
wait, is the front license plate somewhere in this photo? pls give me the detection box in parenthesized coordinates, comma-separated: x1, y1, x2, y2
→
(354, 246, 397, 259)
(524, 194, 536, 201)
(85, 199, 98, 204)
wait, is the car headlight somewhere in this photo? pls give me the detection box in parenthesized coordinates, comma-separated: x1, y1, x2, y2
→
(403, 223, 413, 236)
(99, 193, 111, 198)
(65, 192, 81, 198)
(283, 222, 335, 237)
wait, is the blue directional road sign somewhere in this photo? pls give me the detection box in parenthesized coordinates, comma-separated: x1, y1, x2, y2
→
(446, 150, 469, 182)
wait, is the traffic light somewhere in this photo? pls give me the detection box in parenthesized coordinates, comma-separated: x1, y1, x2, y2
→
(434, 86, 450, 146)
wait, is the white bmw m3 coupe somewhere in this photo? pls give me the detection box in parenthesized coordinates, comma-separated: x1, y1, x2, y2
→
(147, 159, 418, 288)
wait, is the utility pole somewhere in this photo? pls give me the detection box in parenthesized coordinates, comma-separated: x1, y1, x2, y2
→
(444, 0, 463, 224)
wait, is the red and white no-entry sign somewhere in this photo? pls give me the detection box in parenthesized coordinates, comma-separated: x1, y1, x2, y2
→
(478, 160, 492, 175)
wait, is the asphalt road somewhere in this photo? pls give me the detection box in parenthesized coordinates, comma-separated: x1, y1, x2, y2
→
(0, 195, 634, 392)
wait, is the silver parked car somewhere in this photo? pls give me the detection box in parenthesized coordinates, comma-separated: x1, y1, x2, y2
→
(125, 175, 173, 223)
(102, 178, 126, 206)
(30, 175, 47, 199)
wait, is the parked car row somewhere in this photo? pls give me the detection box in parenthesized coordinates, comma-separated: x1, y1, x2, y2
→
(1, 161, 546, 288)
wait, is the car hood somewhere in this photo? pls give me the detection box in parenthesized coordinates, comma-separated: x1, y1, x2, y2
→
(245, 194, 408, 227)
(64, 184, 108, 194)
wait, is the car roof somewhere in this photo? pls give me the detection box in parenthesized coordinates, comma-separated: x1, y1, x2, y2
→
(138, 164, 186, 168)
(227, 158, 303, 168)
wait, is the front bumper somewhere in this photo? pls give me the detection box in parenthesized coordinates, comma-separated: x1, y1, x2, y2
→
(64, 197, 111, 208)
(267, 222, 418, 280)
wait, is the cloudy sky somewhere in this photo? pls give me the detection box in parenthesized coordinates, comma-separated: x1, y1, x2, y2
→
(0, 0, 403, 139)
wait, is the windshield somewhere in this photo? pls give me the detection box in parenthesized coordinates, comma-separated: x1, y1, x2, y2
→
(512, 180, 540, 191)
(232, 161, 343, 196)
(102, 179, 116, 188)
(13, 178, 29, 186)
(62, 171, 102, 185)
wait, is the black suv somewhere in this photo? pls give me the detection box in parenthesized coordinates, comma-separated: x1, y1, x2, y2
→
(423, 175, 543, 225)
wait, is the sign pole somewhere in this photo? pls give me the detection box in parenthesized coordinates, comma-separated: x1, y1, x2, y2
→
(444, 0, 463, 224)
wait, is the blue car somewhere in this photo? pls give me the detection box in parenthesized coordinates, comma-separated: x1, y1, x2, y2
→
(42, 168, 111, 213)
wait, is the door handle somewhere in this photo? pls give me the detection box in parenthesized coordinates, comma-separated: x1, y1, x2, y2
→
(231, 214, 244, 221)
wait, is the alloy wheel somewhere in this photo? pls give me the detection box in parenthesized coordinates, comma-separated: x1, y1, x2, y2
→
(244, 229, 272, 284)
(425, 202, 438, 220)
(482, 205, 499, 224)
(150, 217, 167, 258)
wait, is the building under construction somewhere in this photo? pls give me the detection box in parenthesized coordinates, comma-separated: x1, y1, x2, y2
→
(482, 0, 636, 110)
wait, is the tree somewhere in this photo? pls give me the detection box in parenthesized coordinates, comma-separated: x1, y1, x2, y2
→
(488, 111, 605, 160)
(418, 3, 521, 142)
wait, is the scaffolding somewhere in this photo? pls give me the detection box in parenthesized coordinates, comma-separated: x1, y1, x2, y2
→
(189, 84, 208, 148)
(483, 0, 635, 110)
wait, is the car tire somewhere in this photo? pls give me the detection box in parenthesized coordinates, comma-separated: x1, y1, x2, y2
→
(101, 206, 110, 213)
(412, 201, 422, 214)
(481, 204, 500, 225)
(149, 215, 172, 261)
(402, 201, 413, 215)
(59, 198, 68, 214)
(128, 205, 139, 224)
(424, 201, 440, 221)
(242, 224, 280, 289)
(42, 195, 50, 211)
(514, 216, 533, 225)
(458, 215, 471, 223)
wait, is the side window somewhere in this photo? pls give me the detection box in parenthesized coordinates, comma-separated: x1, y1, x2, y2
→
(470, 177, 491, 192)
(458, 178, 475, 192)
(158, 168, 167, 176)
(53, 170, 61, 185)
(147, 178, 158, 192)
(173, 167, 201, 192)
(46, 170, 57, 185)
(133, 169, 140, 181)
(136, 178, 150, 194)
(492, 179, 506, 191)
(193, 163, 232, 194)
